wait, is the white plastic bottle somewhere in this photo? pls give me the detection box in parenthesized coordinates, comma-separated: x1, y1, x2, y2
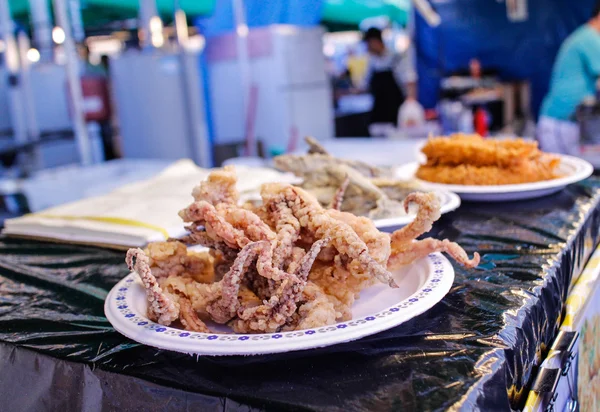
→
(458, 107, 474, 133)
(398, 100, 426, 128)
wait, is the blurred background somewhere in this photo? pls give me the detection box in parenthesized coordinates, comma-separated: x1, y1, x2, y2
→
(1, 0, 599, 218)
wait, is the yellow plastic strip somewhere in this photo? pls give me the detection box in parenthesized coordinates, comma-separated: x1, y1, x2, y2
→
(562, 251, 600, 328)
(33, 214, 170, 240)
(523, 391, 542, 412)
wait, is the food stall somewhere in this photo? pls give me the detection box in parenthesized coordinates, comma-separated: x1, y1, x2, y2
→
(2, 1, 600, 411)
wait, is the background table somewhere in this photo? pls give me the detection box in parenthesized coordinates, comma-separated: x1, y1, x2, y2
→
(1, 179, 599, 411)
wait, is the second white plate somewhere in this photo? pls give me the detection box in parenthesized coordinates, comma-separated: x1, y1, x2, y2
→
(395, 155, 594, 202)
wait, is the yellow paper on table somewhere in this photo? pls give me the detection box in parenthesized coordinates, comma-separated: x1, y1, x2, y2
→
(3, 160, 298, 249)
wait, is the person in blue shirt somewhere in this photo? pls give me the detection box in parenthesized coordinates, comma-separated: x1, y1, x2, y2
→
(538, 2, 600, 154)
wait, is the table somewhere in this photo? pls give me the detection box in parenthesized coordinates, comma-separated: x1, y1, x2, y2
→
(294, 138, 424, 167)
(1, 180, 600, 411)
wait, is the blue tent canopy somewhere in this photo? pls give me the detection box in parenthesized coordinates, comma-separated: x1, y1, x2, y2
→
(197, 0, 411, 37)
(197, 0, 324, 38)
(414, 0, 596, 117)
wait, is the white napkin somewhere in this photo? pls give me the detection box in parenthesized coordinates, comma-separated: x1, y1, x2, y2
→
(3, 160, 299, 248)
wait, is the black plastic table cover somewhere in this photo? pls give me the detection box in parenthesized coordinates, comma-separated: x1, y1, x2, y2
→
(1, 179, 600, 412)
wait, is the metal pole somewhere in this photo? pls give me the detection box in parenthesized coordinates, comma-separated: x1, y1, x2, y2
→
(180, 56, 213, 167)
(68, 0, 85, 44)
(173, 0, 188, 45)
(138, 0, 160, 50)
(52, 0, 92, 165)
(0, 0, 28, 153)
(0, 1, 18, 74)
(175, 4, 212, 167)
(29, 0, 53, 62)
(17, 31, 42, 170)
(232, 0, 253, 156)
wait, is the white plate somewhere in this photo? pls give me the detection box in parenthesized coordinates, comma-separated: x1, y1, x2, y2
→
(105, 253, 454, 356)
(395, 155, 594, 202)
(372, 190, 461, 229)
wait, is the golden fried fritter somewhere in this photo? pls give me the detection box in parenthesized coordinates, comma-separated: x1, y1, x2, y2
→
(417, 134, 561, 185)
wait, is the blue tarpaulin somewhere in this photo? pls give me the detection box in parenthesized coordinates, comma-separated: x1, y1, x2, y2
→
(194, 0, 324, 157)
(415, 0, 596, 118)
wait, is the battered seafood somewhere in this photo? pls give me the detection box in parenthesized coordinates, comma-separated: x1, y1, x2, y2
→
(126, 166, 479, 334)
(274, 136, 420, 219)
(416, 134, 561, 185)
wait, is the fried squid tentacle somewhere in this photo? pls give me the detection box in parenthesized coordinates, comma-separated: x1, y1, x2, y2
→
(192, 165, 239, 205)
(284, 282, 338, 331)
(233, 238, 329, 333)
(179, 297, 211, 332)
(176, 227, 239, 261)
(317, 215, 397, 288)
(295, 237, 330, 281)
(389, 192, 479, 269)
(285, 247, 307, 274)
(305, 136, 330, 155)
(126, 248, 180, 326)
(265, 195, 302, 268)
(218, 205, 276, 242)
(330, 175, 350, 211)
(390, 192, 441, 245)
(234, 278, 294, 329)
(388, 238, 480, 270)
(179, 201, 250, 249)
(262, 183, 398, 289)
(207, 242, 263, 323)
(209, 237, 320, 325)
(255, 241, 301, 283)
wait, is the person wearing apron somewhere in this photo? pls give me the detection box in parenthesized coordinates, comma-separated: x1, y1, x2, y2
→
(362, 27, 418, 128)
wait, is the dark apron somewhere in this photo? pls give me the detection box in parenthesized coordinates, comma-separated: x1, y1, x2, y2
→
(369, 69, 405, 126)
